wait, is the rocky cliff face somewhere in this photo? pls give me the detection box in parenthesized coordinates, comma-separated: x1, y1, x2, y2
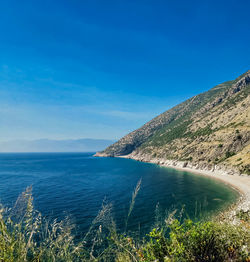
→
(96, 71, 250, 175)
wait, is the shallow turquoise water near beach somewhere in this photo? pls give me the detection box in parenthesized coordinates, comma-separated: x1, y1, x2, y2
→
(0, 153, 238, 236)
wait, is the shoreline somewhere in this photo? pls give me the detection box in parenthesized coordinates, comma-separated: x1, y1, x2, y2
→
(116, 154, 250, 223)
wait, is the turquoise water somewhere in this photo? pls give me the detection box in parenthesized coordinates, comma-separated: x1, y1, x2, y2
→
(0, 153, 238, 235)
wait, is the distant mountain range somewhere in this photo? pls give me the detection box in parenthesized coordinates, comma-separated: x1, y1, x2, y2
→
(0, 138, 114, 153)
(96, 70, 250, 175)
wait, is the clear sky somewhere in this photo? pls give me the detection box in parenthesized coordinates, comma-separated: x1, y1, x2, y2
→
(0, 0, 250, 141)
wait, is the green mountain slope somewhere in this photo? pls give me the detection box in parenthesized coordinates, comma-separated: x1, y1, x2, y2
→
(96, 70, 250, 174)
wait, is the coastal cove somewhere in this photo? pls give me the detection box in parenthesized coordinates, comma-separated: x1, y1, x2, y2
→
(0, 152, 239, 236)
(113, 153, 250, 222)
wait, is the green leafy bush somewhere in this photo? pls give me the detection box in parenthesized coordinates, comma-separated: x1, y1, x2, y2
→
(240, 165, 250, 175)
(142, 219, 249, 262)
(236, 209, 250, 222)
(225, 151, 236, 159)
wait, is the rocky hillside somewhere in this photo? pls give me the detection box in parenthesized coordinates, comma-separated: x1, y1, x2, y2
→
(96, 71, 250, 175)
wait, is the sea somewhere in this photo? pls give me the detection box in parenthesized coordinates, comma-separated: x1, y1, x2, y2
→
(0, 152, 238, 236)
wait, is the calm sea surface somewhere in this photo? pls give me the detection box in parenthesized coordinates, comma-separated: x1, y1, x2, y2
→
(0, 153, 238, 235)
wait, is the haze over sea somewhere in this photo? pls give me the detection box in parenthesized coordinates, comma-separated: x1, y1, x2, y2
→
(0, 153, 238, 236)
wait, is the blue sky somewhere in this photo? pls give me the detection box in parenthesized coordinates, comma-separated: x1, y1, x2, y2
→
(0, 0, 250, 141)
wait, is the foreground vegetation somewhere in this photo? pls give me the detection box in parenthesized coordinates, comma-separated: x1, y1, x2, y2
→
(0, 185, 249, 261)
